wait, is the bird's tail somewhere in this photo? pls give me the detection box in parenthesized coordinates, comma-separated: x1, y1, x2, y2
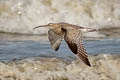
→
(80, 27, 97, 33)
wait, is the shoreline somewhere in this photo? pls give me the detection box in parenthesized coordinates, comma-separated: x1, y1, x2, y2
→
(0, 32, 120, 41)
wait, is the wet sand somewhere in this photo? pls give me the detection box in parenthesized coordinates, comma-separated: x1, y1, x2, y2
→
(0, 32, 48, 41)
(99, 27, 120, 38)
(1, 30, 120, 41)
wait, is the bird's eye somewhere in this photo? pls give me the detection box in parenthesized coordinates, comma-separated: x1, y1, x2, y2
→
(49, 23, 52, 25)
(48, 23, 55, 26)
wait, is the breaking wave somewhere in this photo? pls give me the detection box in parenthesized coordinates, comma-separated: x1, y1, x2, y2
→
(0, 0, 120, 37)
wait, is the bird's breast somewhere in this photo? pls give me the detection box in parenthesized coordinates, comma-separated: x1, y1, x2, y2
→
(51, 27, 63, 35)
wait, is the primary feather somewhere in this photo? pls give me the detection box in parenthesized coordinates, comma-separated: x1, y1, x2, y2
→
(63, 28, 91, 66)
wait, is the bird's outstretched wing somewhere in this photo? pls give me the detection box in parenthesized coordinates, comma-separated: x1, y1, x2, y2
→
(48, 30, 63, 51)
(64, 29, 91, 66)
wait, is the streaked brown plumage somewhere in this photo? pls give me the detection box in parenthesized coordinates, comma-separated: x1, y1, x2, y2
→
(34, 22, 97, 66)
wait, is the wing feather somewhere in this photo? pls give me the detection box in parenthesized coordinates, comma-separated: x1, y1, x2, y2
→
(48, 30, 63, 51)
(64, 29, 91, 66)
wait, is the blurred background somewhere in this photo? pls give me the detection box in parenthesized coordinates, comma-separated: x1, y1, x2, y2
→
(0, 0, 120, 40)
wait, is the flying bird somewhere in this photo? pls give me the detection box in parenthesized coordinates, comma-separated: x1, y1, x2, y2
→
(34, 22, 97, 66)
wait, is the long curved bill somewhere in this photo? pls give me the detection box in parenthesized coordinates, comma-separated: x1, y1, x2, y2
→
(33, 24, 49, 29)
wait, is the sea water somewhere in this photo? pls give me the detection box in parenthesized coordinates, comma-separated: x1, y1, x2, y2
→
(0, 39, 120, 61)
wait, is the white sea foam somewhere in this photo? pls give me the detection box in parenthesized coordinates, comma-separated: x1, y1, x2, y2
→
(0, 0, 120, 37)
(0, 54, 120, 80)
